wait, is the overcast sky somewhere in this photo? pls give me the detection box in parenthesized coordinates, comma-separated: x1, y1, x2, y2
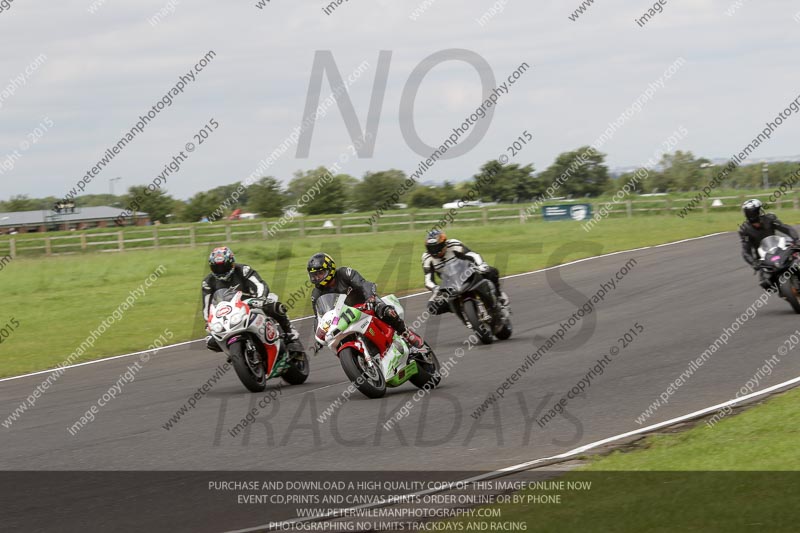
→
(1, 0, 799, 201)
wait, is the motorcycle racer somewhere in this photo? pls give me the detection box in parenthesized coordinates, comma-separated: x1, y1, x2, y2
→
(739, 199, 799, 290)
(422, 229, 509, 315)
(202, 247, 302, 353)
(307, 252, 426, 353)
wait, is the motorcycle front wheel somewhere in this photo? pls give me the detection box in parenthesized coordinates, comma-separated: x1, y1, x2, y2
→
(229, 340, 267, 392)
(339, 347, 386, 399)
(779, 275, 800, 314)
(463, 299, 493, 344)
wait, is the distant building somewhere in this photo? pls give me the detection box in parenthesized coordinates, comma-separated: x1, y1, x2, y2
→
(0, 206, 150, 234)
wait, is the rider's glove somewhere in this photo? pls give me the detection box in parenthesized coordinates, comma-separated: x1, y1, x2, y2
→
(477, 263, 490, 274)
(432, 286, 448, 303)
(364, 295, 377, 311)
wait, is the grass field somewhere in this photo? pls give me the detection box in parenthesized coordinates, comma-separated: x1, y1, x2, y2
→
(446, 387, 800, 532)
(0, 188, 791, 258)
(1, 209, 797, 377)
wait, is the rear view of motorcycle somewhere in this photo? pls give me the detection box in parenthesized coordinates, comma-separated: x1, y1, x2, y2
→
(436, 258, 512, 344)
(757, 236, 800, 313)
(207, 288, 309, 391)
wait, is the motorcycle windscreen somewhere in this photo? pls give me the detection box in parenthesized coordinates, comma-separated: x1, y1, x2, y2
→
(211, 287, 240, 305)
(315, 294, 344, 342)
(314, 293, 346, 316)
(314, 291, 365, 314)
(438, 258, 478, 293)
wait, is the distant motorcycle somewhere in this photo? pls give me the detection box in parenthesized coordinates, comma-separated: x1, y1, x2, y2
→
(207, 288, 309, 392)
(314, 293, 441, 399)
(757, 235, 800, 313)
(436, 258, 512, 344)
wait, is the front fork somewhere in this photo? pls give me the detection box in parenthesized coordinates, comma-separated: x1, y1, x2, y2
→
(453, 296, 494, 329)
(787, 270, 800, 296)
(361, 341, 378, 369)
(338, 336, 379, 369)
(228, 335, 264, 371)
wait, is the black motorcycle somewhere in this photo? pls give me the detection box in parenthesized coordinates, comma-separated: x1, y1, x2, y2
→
(436, 258, 512, 344)
(757, 235, 800, 313)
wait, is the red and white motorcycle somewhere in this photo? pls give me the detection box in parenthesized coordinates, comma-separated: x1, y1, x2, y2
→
(314, 293, 441, 399)
(207, 288, 309, 392)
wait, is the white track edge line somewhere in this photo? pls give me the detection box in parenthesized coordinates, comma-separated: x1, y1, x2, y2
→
(0, 340, 198, 383)
(229, 373, 800, 533)
(0, 231, 730, 383)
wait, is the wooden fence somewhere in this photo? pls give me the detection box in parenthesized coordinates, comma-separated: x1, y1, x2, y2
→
(1, 192, 795, 258)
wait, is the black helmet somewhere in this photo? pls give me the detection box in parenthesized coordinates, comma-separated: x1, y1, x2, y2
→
(742, 199, 764, 224)
(307, 252, 336, 288)
(208, 246, 235, 281)
(425, 229, 447, 257)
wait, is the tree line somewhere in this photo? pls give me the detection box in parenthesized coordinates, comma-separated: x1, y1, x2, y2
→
(3, 148, 799, 223)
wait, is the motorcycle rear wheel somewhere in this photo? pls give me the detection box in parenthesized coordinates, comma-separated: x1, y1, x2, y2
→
(282, 352, 310, 385)
(339, 347, 386, 399)
(409, 343, 442, 390)
(495, 320, 513, 340)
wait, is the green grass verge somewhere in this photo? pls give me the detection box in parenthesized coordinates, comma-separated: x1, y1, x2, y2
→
(1, 188, 788, 257)
(1, 210, 797, 377)
(443, 387, 800, 532)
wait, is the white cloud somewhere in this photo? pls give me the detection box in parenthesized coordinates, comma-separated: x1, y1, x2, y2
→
(1, 0, 799, 199)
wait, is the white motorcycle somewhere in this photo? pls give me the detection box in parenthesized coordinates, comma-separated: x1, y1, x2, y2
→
(207, 288, 309, 392)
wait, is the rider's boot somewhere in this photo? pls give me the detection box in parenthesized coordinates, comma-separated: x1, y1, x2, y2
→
(206, 335, 230, 362)
(283, 325, 304, 355)
(206, 335, 223, 353)
(498, 291, 510, 307)
(491, 290, 510, 331)
(402, 329, 425, 352)
(284, 325, 300, 343)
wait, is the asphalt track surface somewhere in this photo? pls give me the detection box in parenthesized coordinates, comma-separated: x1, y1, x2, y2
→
(3, 232, 800, 531)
